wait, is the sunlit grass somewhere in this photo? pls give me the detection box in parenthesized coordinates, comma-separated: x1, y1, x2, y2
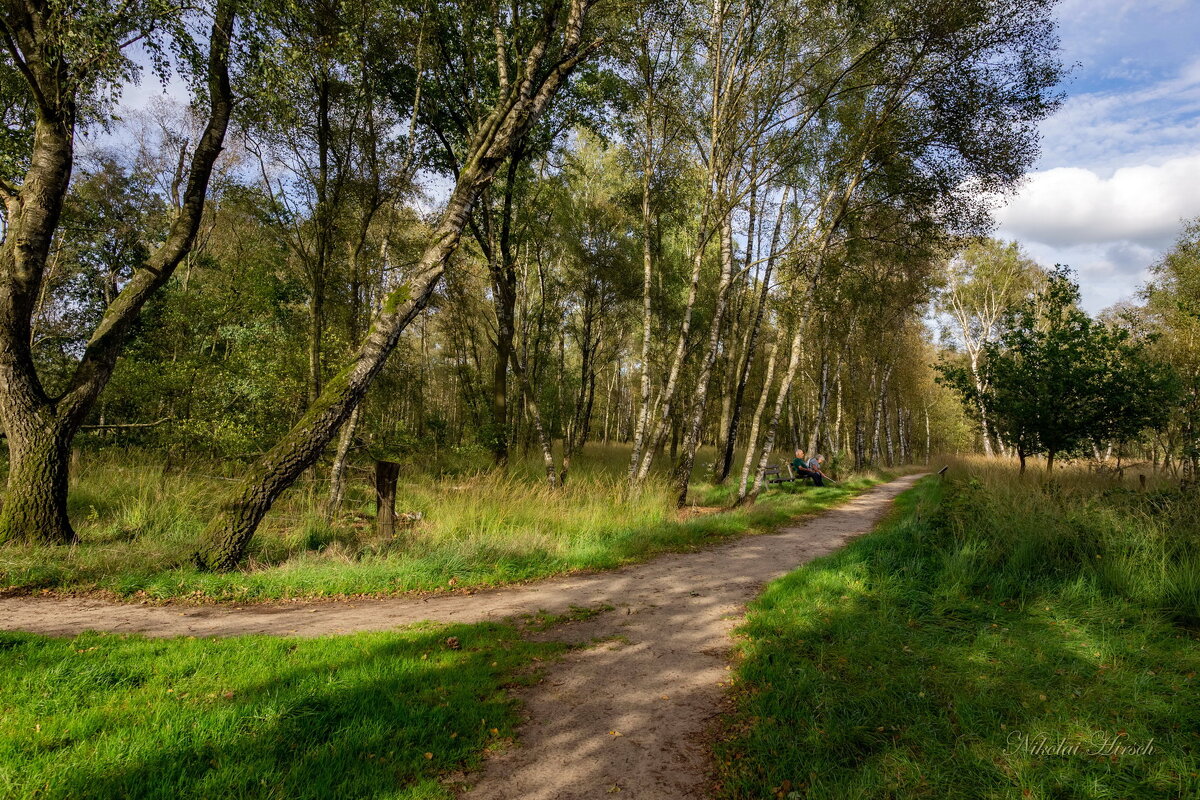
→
(0, 444, 904, 601)
(715, 459, 1200, 799)
(0, 621, 563, 799)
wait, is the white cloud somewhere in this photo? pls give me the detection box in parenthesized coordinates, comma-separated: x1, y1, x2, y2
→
(991, 154, 1200, 313)
(994, 154, 1200, 250)
(985, 9, 1200, 314)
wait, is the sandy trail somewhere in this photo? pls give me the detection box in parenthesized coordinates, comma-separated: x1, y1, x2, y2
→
(0, 474, 923, 798)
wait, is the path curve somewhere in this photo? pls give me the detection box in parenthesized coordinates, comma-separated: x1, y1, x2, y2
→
(1, 475, 923, 798)
(0, 476, 920, 640)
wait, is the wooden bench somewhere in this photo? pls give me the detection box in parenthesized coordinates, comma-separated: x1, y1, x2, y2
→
(763, 464, 792, 484)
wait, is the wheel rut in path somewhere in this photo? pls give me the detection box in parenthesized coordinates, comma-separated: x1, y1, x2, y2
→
(0, 474, 924, 798)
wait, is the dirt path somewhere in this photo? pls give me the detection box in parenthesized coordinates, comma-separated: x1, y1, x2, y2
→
(1, 474, 922, 798)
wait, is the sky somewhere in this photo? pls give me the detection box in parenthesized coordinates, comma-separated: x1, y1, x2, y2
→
(990, 0, 1200, 312)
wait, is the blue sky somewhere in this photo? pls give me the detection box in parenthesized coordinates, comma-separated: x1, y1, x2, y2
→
(992, 0, 1200, 311)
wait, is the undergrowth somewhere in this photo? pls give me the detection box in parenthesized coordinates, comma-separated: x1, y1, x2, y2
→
(1, 444, 901, 601)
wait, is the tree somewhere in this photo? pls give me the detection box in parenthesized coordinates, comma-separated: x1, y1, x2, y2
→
(1143, 218, 1200, 479)
(941, 268, 1173, 473)
(0, 0, 237, 543)
(193, 0, 605, 570)
(937, 238, 1043, 455)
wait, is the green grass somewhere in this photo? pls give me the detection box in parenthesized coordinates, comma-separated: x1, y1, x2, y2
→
(0, 444, 897, 601)
(0, 621, 564, 799)
(715, 460, 1200, 799)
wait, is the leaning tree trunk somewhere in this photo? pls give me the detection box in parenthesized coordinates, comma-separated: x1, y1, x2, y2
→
(193, 5, 601, 569)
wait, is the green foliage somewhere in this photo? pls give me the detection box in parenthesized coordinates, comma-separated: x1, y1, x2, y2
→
(940, 268, 1176, 468)
(0, 622, 562, 799)
(716, 463, 1200, 799)
(0, 56, 34, 184)
(1143, 217, 1200, 474)
(32, 155, 169, 394)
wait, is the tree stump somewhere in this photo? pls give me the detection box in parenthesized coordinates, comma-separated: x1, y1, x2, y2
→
(375, 460, 400, 537)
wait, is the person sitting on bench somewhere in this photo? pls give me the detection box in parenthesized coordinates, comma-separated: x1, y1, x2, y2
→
(806, 453, 828, 486)
(790, 449, 821, 484)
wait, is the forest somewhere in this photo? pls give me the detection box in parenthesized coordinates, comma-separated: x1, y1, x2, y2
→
(1, 0, 1198, 798)
(2, 0, 1072, 555)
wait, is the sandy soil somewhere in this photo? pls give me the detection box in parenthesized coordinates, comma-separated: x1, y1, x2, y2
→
(0, 474, 923, 798)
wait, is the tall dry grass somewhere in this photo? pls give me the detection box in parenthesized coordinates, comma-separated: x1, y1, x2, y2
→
(1, 443, 897, 599)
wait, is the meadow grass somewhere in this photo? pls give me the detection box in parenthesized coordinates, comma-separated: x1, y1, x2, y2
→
(715, 458, 1200, 800)
(0, 620, 564, 799)
(0, 444, 897, 601)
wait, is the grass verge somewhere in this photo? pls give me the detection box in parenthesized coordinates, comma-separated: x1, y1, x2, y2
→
(1, 446, 896, 601)
(715, 461, 1200, 799)
(0, 621, 563, 799)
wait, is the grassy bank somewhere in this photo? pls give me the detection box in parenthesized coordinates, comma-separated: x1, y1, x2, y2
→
(0, 621, 564, 799)
(1, 445, 897, 601)
(716, 459, 1200, 799)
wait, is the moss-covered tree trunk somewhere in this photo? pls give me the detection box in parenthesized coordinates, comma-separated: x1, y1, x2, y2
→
(0, 408, 77, 544)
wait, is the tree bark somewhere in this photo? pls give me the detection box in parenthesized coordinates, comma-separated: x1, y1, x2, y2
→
(627, 157, 654, 481)
(717, 187, 787, 483)
(735, 337, 780, 501)
(673, 210, 736, 505)
(1, 410, 75, 543)
(561, 296, 598, 484)
(745, 329, 802, 502)
(884, 394, 896, 466)
(324, 404, 360, 521)
(374, 460, 400, 537)
(807, 347, 830, 454)
(970, 348, 994, 457)
(486, 156, 522, 467)
(511, 349, 558, 488)
(633, 203, 712, 484)
(924, 404, 931, 464)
